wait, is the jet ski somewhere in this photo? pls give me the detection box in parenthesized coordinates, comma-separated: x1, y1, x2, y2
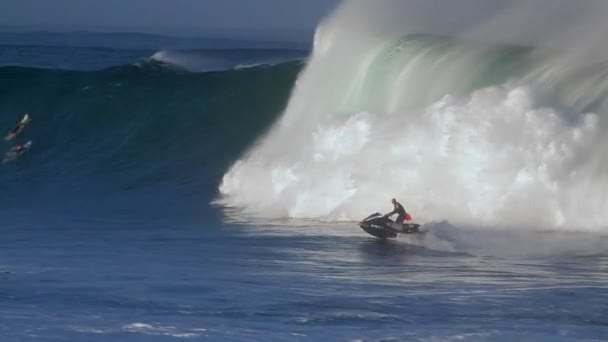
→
(359, 212, 421, 239)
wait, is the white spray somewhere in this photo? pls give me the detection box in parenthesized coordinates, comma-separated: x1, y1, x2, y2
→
(218, 0, 608, 231)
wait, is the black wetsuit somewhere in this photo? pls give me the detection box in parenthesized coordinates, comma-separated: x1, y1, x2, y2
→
(388, 202, 406, 223)
(9, 124, 21, 135)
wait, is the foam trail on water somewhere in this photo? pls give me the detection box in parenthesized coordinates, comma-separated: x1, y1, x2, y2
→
(218, 0, 608, 231)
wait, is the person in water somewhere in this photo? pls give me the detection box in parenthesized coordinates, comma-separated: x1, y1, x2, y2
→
(9, 143, 25, 154)
(9, 114, 27, 135)
(385, 198, 407, 231)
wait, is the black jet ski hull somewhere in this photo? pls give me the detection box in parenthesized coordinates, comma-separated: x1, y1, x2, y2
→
(359, 213, 421, 239)
(361, 225, 399, 239)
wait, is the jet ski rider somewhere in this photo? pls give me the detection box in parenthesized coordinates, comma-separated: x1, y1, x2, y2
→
(385, 198, 407, 231)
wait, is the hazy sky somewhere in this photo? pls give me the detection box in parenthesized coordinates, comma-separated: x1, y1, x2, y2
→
(0, 0, 341, 34)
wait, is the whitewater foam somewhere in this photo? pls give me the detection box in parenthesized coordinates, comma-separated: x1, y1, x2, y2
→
(148, 50, 227, 71)
(218, 0, 608, 231)
(147, 49, 305, 72)
(220, 82, 602, 229)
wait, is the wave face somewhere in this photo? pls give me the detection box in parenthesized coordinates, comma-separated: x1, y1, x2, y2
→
(218, 1, 608, 231)
(0, 44, 307, 71)
(0, 61, 302, 212)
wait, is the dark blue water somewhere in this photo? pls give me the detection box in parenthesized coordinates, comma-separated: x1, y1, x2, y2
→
(3, 214, 607, 341)
(0, 34, 607, 341)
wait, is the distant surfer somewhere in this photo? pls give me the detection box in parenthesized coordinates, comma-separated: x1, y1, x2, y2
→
(8, 142, 29, 154)
(385, 198, 409, 231)
(11, 114, 29, 133)
(10, 118, 23, 135)
(3, 141, 32, 163)
(4, 113, 30, 142)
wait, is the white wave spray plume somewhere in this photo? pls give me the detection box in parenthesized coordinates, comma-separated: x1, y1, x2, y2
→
(218, 0, 608, 231)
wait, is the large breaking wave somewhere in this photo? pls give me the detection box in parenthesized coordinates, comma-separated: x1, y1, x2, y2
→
(218, 0, 608, 231)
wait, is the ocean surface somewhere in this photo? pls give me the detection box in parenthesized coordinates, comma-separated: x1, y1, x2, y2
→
(2, 6, 608, 342)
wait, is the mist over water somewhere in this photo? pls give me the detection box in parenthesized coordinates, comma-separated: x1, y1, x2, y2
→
(219, 0, 608, 231)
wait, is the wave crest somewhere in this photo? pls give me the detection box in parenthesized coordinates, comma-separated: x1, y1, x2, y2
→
(218, 1, 608, 231)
